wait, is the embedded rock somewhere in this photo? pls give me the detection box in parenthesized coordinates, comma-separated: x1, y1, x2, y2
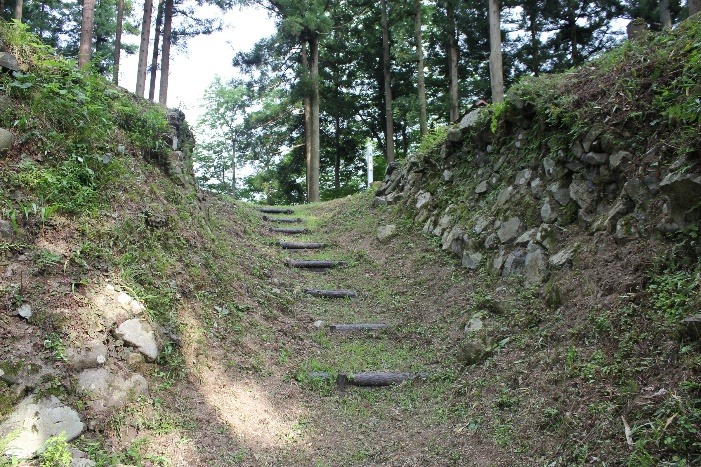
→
(415, 191, 431, 210)
(524, 243, 548, 286)
(0, 52, 19, 71)
(0, 396, 84, 458)
(549, 244, 579, 268)
(16, 303, 31, 319)
(497, 217, 523, 244)
(67, 339, 108, 370)
(569, 176, 598, 212)
(582, 152, 609, 166)
(462, 251, 483, 270)
(502, 248, 527, 277)
(77, 368, 148, 412)
(447, 128, 462, 142)
(115, 319, 159, 361)
(659, 173, 701, 223)
(609, 150, 633, 170)
(0, 128, 13, 154)
(540, 198, 559, 223)
(377, 224, 398, 243)
(475, 180, 488, 194)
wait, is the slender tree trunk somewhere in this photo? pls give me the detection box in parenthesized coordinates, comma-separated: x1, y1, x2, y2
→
(158, 0, 173, 105)
(447, 0, 459, 122)
(529, 7, 539, 76)
(333, 57, 341, 191)
(659, 0, 672, 28)
(308, 34, 321, 202)
(148, 0, 164, 101)
(301, 44, 312, 200)
(690, 0, 700, 16)
(78, 0, 96, 68)
(488, 0, 504, 103)
(334, 114, 341, 191)
(12, 0, 21, 21)
(380, 0, 395, 163)
(568, 6, 578, 64)
(135, 0, 154, 96)
(113, 0, 124, 84)
(414, 0, 427, 137)
(231, 138, 236, 198)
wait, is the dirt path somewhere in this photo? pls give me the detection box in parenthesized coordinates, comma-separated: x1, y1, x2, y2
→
(131, 193, 524, 467)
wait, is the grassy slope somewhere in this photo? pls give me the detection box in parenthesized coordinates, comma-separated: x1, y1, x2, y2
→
(0, 16, 700, 467)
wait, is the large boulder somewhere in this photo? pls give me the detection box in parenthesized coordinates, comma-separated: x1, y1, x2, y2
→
(0, 396, 84, 458)
(0, 52, 20, 71)
(659, 173, 701, 224)
(114, 319, 159, 361)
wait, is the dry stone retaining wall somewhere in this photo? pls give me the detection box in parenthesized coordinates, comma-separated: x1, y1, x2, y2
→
(376, 106, 700, 287)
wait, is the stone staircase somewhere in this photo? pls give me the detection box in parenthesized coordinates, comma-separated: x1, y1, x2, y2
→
(259, 206, 427, 389)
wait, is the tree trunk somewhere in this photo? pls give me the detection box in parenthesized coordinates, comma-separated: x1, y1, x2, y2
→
(78, 0, 96, 68)
(414, 0, 427, 137)
(528, 7, 539, 76)
(690, 0, 700, 16)
(308, 35, 321, 202)
(568, 6, 578, 64)
(231, 138, 236, 198)
(301, 44, 312, 200)
(659, 0, 672, 28)
(135, 0, 154, 96)
(12, 0, 21, 21)
(380, 0, 395, 163)
(334, 114, 341, 191)
(447, 0, 459, 122)
(149, 0, 164, 101)
(488, 0, 504, 103)
(113, 0, 125, 84)
(158, 0, 173, 105)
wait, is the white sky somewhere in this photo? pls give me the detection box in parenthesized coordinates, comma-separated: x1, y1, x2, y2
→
(117, 5, 277, 126)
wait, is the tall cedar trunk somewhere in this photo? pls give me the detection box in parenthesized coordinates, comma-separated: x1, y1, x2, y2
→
(333, 58, 341, 191)
(568, 6, 578, 64)
(488, 0, 504, 103)
(231, 138, 236, 197)
(301, 44, 312, 199)
(529, 7, 539, 76)
(380, 0, 394, 163)
(414, 0, 427, 137)
(308, 35, 320, 202)
(78, 0, 96, 68)
(158, 0, 173, 105)
(447, 0, 459, 122)
(688, 0, 699, 16)
(660, 0, 672, 28)
(135, 0, 154, 96)
(12, 0, 21, 20)
(113, 0, 125, 84)
(334, 115, 340, 191)
(148, 0, 164, 101)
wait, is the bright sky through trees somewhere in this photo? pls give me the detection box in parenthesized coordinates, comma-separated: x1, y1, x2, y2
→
(118, 5, 276, 124)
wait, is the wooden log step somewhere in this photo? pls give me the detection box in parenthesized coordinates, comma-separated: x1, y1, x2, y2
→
(270, 227, 307, 234)
(341, 372, 428, 387)
(263, 215, 302, 223)
(306, 372, 428, 387)
(279, 241, 326, 249)
(303, 289, 357, 298)
(287, 259, 347, 269)
(328, 323, 388, 331)
(259, 207, 294, 214)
